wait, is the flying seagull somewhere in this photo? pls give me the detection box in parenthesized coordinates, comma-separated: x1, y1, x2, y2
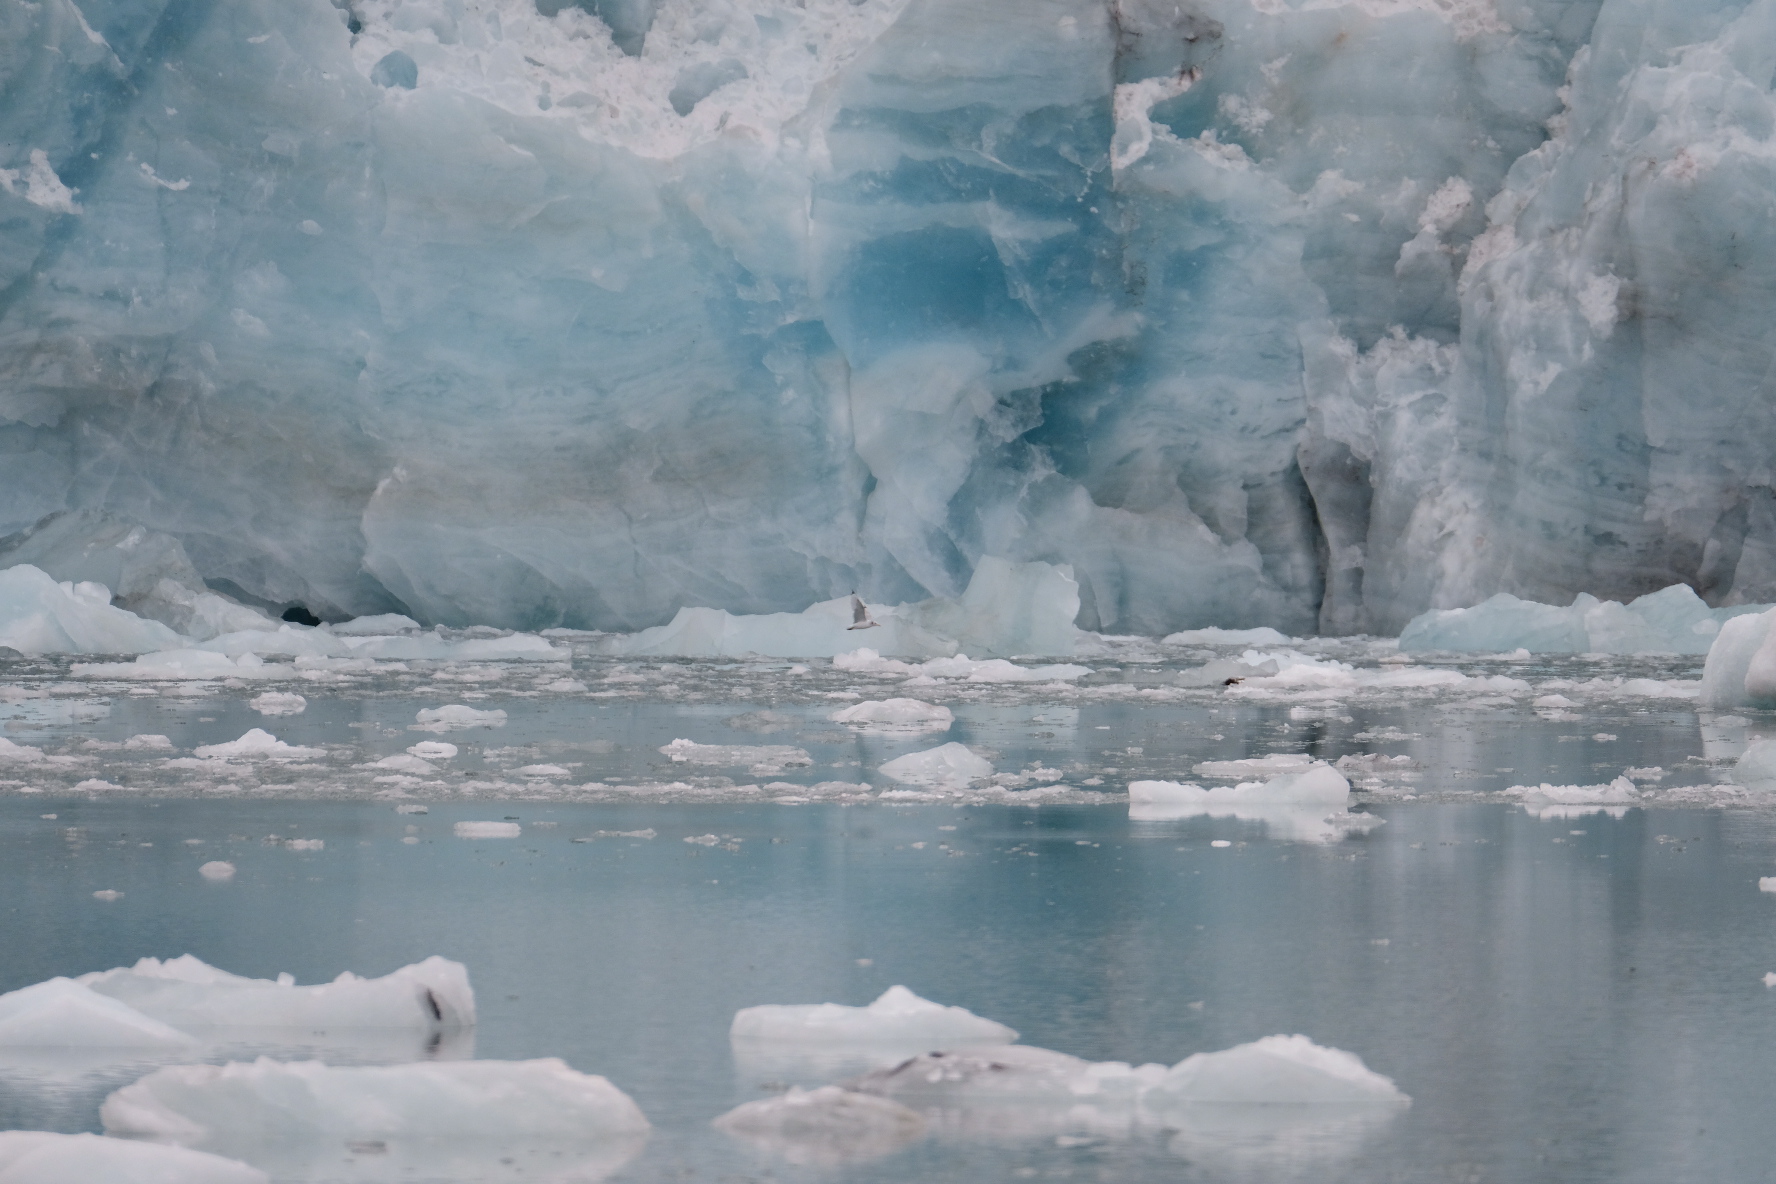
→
(847, 594, 880, 631)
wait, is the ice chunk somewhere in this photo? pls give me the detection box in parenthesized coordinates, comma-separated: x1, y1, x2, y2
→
(1733, 739, 1776, 790)
(198, 861, 236, 881)
(371, 753, 436, 774)
(829, 698, 954, 732)
(1400, 587, 1766, 655)
(1759, 877, 1776, 893)
(1702, 608, 1776, 710)
(1193, 754, 1316, 779)
(732, 985, 1016, 1047)
(1133, 765, 1350, 808)
(877, 743, 994, 790)
(78, 954, 474, 1034)
(0, 979, 195, 1049)
(712, 1086, 925, 1166)
(101, 1058, 649, 1149)
(413, 705, 508, 732)
(0, 1131, 267, 1184)
(407, 741, 458, 759)
(660, 739, 812, 772)
(327, 613, 421, 635)
(1504, 777, 1640, 819)
(849, 1045, 1164, 1106)
(1163, 627, 1292, 646)
(1142, 1034, 1409, 1108)
(0, 565, 183, 655)
(247, 691, 305, 716)
(192, 729, 324, 761)
(834, 650, 1090, 682)
(72, 649, 271, 680)
(0, 738, 44, 763)
(455, 821, 521, 839)
(601, 561, 1079, 659)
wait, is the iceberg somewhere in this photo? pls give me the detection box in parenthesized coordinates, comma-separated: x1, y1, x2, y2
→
(0, 565, 182, 655)
(0, 979, 196, 1050)
(1399, 586, 1767, 655)
(0, 1132, 267, 1184)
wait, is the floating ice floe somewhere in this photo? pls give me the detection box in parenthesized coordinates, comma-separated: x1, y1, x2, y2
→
(247, 691, 305, 716)
(1400, 584, 1766, 655)
(597, 559, 1079, 659)
(1130, 765, 1351, 809)
(1141, 1034, 1410, 1109)
(455, 821, 521, 839)
(1733, 739, 1776, 789)
(0, 738, 44, 763)
(192, 729, 325, 761)
(829, 699, 954, 732)
(0, 1131, 267, 1184)
(1163, 626, 1293, 646)
(1504, 776, 1641, 819)
(732, 986, 1017, 1048)
(198, 862, 236, 881)
(327, 614, 421, 635)
(408, 741, 458, 759)
(713, 1085, 925, 1166)
(877, 743, 995, 791)
(74, 955, 475, 1035)
(101, 1059, 650, 1178)
(834, 650, 1092, 683)
(1193, 754, 1317, 779)
(0, 979, 196, 1049)
(660, 739, 812, 774)
(413, 705, 508, 732)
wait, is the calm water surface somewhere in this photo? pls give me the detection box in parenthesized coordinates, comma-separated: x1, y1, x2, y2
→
(4, 789, 1776, 1184)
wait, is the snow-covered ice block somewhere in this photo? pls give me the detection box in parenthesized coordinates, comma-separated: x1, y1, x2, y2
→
(0, 979, 195, 1049)
(101, 1058, 649, 1145)
(1131, 765, 1350, 808)
(0, 1131, 267, 1184)
(829, 699, 954, 732)
(78, 955, 475, 1034)
(877, 744, 994, 791)
(1400, 586, 1765, 655)
(413, 705, 508, 732)
(712, 1086, 925, 1166)
(732, 986, 1016, 1047)
(1141, 1034, 1408, 1108)
(192, 729, 324, 761)
(0, 565, 183, 655)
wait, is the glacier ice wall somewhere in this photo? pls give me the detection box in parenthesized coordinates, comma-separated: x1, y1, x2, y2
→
(0, 0, 1770, 633)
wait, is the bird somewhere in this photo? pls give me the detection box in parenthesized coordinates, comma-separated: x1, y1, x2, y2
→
(847, 594, 880, 631)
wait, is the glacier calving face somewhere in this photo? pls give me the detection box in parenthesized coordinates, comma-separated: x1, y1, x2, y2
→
(1, 0, 1770, 634)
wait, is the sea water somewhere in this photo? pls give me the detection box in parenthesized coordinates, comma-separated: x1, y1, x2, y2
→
(2, 648, 1775, 1182)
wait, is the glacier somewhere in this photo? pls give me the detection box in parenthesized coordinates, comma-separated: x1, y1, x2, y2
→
(3, 0, 1775, 636)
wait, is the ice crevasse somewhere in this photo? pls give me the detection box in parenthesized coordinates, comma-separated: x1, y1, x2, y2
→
(6, 0, 1776, 637)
